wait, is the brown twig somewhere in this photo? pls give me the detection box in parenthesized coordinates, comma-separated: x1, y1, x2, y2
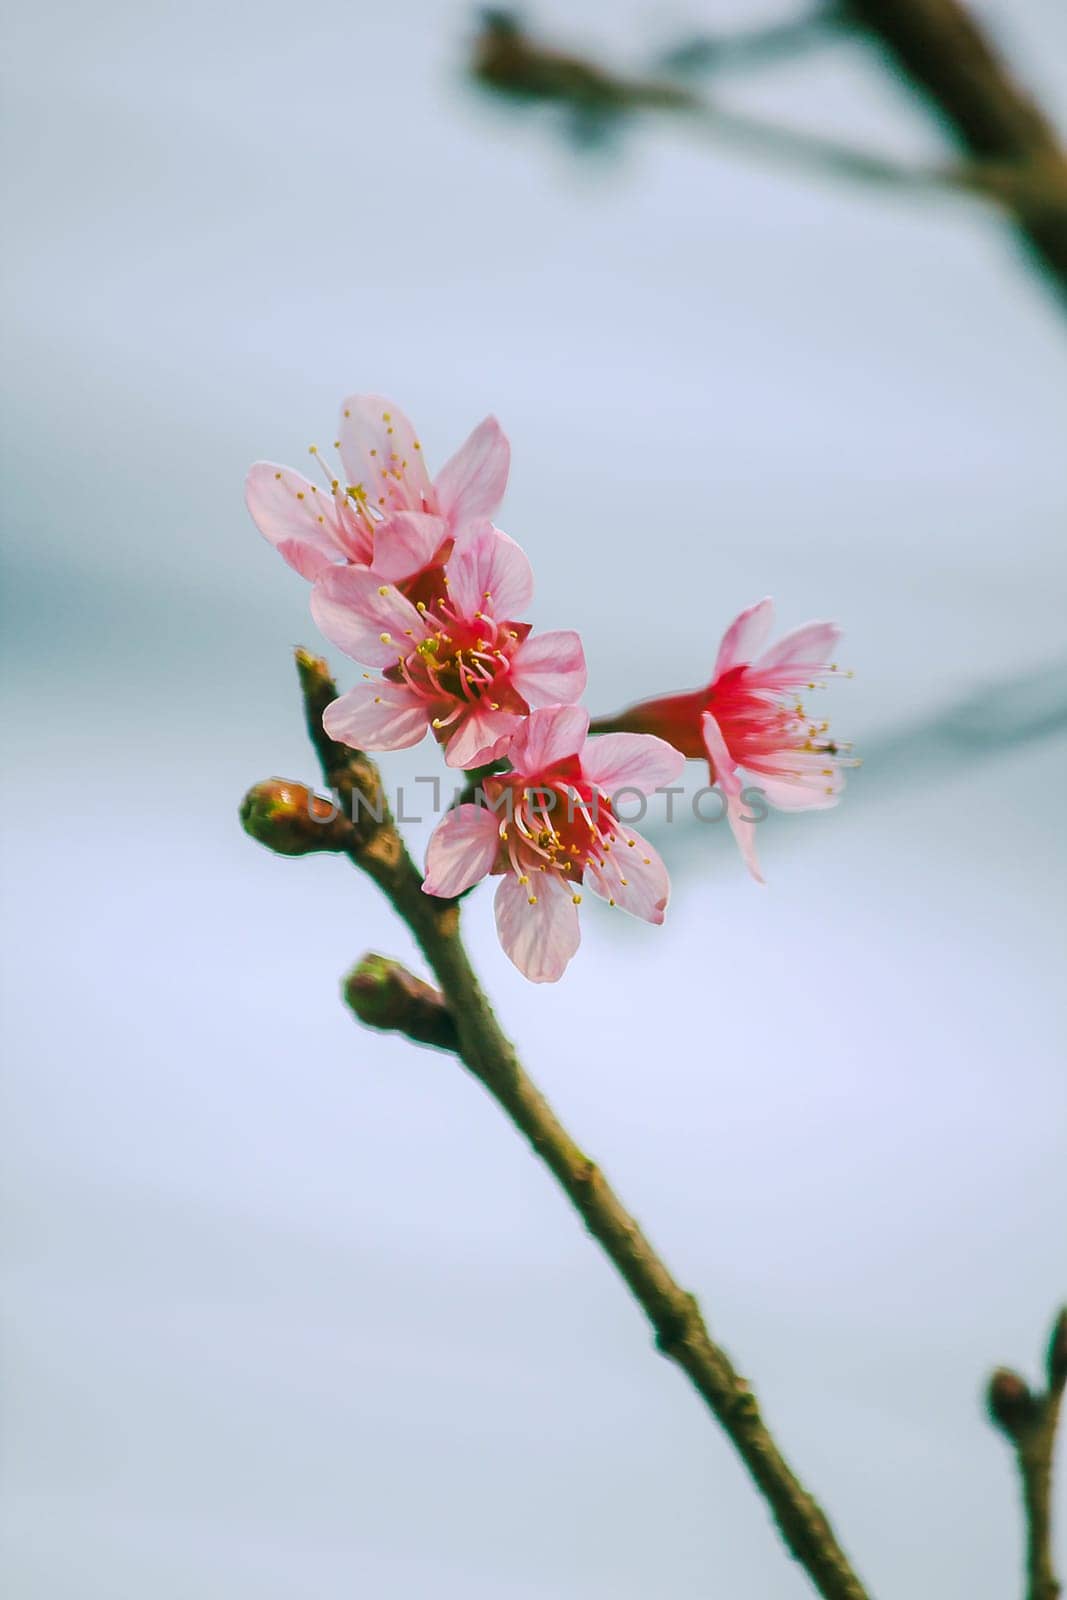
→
(844, 0, 1067, 300)
(240, 647, 872, 1600)
(987, 1308, 1067, 1600)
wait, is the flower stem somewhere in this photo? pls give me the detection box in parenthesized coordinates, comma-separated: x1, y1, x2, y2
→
(246, 647, 873, 1600)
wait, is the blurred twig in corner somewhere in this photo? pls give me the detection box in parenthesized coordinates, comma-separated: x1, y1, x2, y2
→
(469, 6, 1067, 310)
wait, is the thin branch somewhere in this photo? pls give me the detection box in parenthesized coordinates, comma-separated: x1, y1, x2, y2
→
(657, 7, 847, 78)
(240, 647, 872, 1600)
(687, 99, 1058, 210)
(987, 1309, 1067, 1600)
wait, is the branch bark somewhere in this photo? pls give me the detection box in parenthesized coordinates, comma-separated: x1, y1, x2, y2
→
(240, 646, 873, 1600)
(844, 0, 1067, 300)
(987, 1309, 1067, 1600)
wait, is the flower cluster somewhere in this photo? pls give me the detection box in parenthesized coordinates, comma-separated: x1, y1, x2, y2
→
(248, 398, 854, 981)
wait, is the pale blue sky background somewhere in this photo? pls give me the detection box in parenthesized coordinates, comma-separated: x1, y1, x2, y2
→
(3, 2, 1066, 1596)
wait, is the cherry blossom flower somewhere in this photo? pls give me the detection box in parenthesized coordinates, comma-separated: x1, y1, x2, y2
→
(422, 705, 684, 982)
(245, 394, 509, 599)
(590, 598, 854, 883)
(312, 523, 587, 770)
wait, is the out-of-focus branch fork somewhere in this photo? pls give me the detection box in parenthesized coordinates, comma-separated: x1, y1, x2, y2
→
(987, 1308, 1067, 1600)
(470, 5, 1067, 306)
(845, 0, 1067, 298)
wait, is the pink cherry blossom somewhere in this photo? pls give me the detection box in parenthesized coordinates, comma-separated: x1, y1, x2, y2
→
(422, 705, 684, 982)
(245, 394, 510, 599)
(591, 598, 854, 882)
(312, 524, 587, 770)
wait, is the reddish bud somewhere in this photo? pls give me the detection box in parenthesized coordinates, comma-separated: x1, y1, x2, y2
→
(986, 1367, 1037, 1437)
(240, 778, 352, 856)
(344, 954, 459, 1054)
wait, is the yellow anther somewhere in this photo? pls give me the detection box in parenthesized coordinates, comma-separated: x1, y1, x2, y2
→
(333, 440, 341, 449)
(528, 895, 538, 906)
(308, 444, 317, 454)
(378, 586, 389, 595)
(373, 696, 382, 704)
(274, 470, 281, 479)
(643, 857, 651, 865)
(296, 492, 304, 500)
(608, 898, 616, 907)
(572, 894, 582, 905)
(343, 408, 350, 417)
(620, 878, 628, 887)
(627, 838, 635, 847)
(379, 632, 392, 643)
(518, 874, 529, 884)
(413, 440, 421, 449)
(382, 412, 391, 421)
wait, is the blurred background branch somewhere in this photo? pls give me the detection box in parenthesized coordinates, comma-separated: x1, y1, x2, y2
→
(986, 1308, 1066, 1600)
(470, 4, 1067, 306)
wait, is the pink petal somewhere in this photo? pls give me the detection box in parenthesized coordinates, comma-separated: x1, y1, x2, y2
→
(433, 415, 510, 530)
(507, 705, 589, 777)
(337, 395, 434, 519)
(442, 706, 522, 770)
(750, 621, 842, 682)
(585, 827, 671, 924)
(699, 712, 742, 798)
(423, 804, 502, 897)
(579, 732, 684, 797)
(713, 597, 775, 678)
(274, 538, 335, 582)
(371, 511, 448, 583)
(322, 681, 428, 752)
(745, 757, 846, 812)
(245, 462, 347, 577)
(310, 567, 428, 667)
(445, 523, 534, 621)
(494, 873, 581, 984)
(702, 713, 764, 882)
(509, 630, 587, 708)
(725, 790, 765, 883)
